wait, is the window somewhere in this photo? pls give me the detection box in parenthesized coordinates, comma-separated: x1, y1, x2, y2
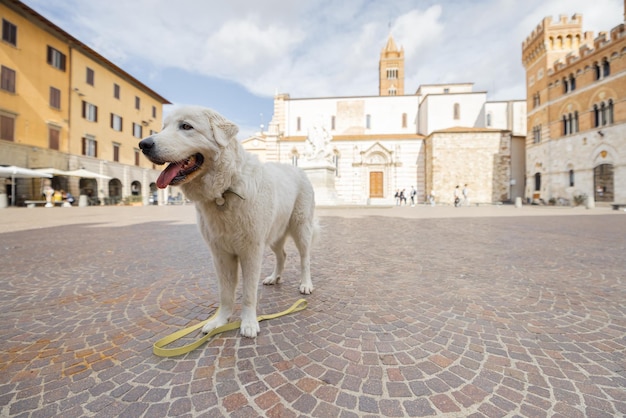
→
(152, 106, 156, 118)
(532, 92, 540, 108)
(2, 19, 17, 46)
(110, 113, 123, 131)
(86, 67, 94, 86)
(134, 149, 140, 166)
(1, 113, 15, 141)
(443, 88, 450, 94)
(532, 125, 541, 144)
(366, 114, 371, 129)
(402, 113, 407, 128)
(82, 101, 98, 122)
(388, 88, 396, 96)
(49, 87, 61, 109)
(594, 100, 615, 127)
(49, 126, 60, 150)
(569, 74, 576, 92)
(1, 66, 15, 93)
(486, 113, 492, 127)
(331, 116, 335, 130)
(113, 143, 120, 162)
(113, 83, 120, 99)
(47, 46, 66, 71)
(332, 152, 339, 177)
(453, 103, 460, 120)
(291, 151, 298, 166)
(602, 58, 610, 77)
(386, 68, 398, 79)
(132, 122, 143, 138)
(135, 96, 140, 110)
(296, 117, 301, 131)
(569, 169, 575, 187)
(82, 136, 97, 157)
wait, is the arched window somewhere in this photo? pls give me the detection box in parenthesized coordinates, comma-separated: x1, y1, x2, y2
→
(574, 111, 579, 133)
(600, 102, 606, 125)
(569, 169, 575, 187)
(562, 115, 568, 135)
(607, 99, 614, 124)
(453, 103, 460, 120)
(593, 104, 599, 127)
(570, 74, 576, 91)
(602, 58, 610, 77)
(594, 62, 601, 80)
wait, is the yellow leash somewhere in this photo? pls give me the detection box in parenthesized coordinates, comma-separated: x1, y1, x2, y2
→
(153, 298, 308, 357)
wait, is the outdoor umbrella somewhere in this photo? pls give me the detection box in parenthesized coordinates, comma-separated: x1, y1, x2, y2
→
(0, 165, 53, 206)
(64, 168, 112, 180)
(34, 168, 71, 176)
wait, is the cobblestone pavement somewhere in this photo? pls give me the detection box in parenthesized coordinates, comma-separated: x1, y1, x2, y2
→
(1, 205, 625, 417)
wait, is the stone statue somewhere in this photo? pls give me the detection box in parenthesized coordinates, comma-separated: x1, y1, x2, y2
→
(304, 126, 333, 163)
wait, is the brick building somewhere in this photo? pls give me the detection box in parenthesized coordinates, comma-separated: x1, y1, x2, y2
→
(522, 6, 626, 204)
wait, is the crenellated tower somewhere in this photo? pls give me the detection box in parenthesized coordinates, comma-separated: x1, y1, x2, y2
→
(521, 14, 594, 144)
(379, 34, 404, 96)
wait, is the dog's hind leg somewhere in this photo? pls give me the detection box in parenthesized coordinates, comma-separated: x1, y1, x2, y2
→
(202, 250, 238, 334)
(263, 235, 287, 286)
(239, 248, 263, 338)
(291, 220, 315, 295)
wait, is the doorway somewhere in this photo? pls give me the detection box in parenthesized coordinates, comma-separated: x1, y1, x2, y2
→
(594, 164, 613, 202)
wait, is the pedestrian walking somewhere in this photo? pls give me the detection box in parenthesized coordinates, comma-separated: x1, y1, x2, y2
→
(454, 185, 461, 207)
(410, 186, 417, 206)
(462, 184, 470, 206)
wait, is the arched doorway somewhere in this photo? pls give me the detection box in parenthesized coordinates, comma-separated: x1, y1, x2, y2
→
(594, 164, 613, 202)
(149, 182, 158, 205)
(534, 172, 541, 191)
(79, 178, 99, 205)
(131, 180, 141, 196)
(108, 178, 123, 205)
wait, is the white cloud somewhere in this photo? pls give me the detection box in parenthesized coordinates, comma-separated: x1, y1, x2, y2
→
(23, 0, 624, 105)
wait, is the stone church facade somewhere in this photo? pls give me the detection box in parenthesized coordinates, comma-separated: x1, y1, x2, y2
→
(243, 36, 526, 206)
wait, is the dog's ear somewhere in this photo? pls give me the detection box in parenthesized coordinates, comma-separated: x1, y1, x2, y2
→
(206, 109, 239, 146)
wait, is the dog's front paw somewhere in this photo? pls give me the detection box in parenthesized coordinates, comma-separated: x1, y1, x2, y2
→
(299, 283, 314, 295)
(201, 316, 228, 334)
(240, 318, 260, 338)
(263, 274, 281, 286)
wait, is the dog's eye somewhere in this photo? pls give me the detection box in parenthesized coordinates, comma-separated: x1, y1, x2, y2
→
(180, 123, 193, 131)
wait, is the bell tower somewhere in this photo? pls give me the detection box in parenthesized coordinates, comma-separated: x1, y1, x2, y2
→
(379, 35, 404, 96)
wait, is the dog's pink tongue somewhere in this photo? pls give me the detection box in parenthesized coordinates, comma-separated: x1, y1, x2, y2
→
(156, 162, 182, 189)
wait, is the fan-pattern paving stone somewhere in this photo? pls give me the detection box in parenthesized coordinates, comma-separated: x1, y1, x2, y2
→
(0, 206, 625, 417)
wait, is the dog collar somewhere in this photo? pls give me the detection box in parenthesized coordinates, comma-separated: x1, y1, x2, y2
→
(216, 188, 245, 206)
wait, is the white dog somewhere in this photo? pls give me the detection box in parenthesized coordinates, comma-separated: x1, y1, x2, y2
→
(139, 106, 317, 338)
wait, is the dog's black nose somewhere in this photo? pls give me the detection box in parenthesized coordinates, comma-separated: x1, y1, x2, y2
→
(138, 137, 154, 153)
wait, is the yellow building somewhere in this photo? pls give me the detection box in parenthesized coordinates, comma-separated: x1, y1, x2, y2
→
(522, 7, 626, 204)
(0, 0, 171, 206)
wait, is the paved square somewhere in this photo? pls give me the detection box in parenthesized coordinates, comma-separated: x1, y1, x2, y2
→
(1, 205, 625, 417)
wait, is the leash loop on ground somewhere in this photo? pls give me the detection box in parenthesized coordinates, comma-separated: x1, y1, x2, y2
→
(153, 299, 308, 357)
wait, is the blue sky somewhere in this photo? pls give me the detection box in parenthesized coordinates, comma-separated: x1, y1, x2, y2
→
(22, 0, 622, 139)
